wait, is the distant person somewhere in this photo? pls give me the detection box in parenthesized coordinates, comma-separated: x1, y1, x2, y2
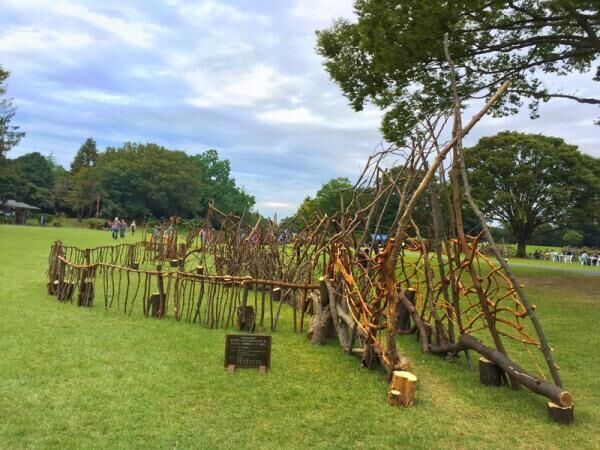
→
(40, 215, 46, 226)
(130, 220, 136, 236)
(119, 220, 127, 239)
(111, 218, 119, 240)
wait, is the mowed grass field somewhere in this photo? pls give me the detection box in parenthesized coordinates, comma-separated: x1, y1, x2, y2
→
(1, 225, 599, 449)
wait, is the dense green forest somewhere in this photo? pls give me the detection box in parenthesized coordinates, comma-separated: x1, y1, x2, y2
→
(0, 137, 256, 222)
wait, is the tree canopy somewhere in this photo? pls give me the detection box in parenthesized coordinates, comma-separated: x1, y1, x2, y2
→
(70, 137, 98, 173)
(465, 131, 600, 256)
(316, 0, 600, 143)
(294, 177, 354, 222)
(0, 67, 25, 208)
(0, 66, 25, 158)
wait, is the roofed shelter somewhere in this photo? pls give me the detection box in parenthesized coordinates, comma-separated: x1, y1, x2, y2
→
(1, 200, 40, 225)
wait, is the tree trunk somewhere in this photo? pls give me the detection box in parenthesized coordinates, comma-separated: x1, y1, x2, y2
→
(516, 239, 527, 258)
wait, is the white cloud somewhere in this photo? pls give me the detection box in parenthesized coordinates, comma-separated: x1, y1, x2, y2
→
(52, 2, 161, 48)
(50, 89, 137, 105)
(259, 201, 296, 209)
(292, 0, 355, 26)
(185, 64, 303, 108)
(257, 107, 323, 125)
(0, 26, 93, 53)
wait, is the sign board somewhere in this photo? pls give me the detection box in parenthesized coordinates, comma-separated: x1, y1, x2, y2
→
(224, 334, 271, 369)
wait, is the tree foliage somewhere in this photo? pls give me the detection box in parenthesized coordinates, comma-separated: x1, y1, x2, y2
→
(0, 66, 25, 158)
(465, 131, 600, 256)
(97, 143, 202, 219)
(191, 149, 256, 218)
(295, 177, 354, 221)
(316, 0, 600, 143)
(70, 137, 98, 173)
(13, 152, 56, 210)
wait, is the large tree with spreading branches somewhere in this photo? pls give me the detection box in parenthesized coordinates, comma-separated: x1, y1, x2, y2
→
(466, 131, 600, 257)
(316, 0, 600, 143)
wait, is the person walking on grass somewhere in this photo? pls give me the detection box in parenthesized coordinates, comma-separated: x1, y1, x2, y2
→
(119, 219, 127, 239)
(111, 218, 119, 240)
(130, 220, 136, 236)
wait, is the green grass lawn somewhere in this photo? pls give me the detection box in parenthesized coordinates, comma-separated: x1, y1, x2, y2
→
(1, 225, 599, 449)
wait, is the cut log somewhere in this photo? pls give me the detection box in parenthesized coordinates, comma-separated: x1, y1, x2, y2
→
(77, 280, 94, 307)
(460, 335, 572, 407)
(387, 390, 403, 407)
(237, 305, 255, 332)
(479, 357, 505, 386)
(169, 259, 178, 268)
(307, 292, 335, 345)
(196, 265, 204, 275)
(148, 293, 163, 318)
(547, 402, 574, 424)
(318, 277, 329, 307)
(272, 287, 281, 302)
(48, 280, 58, 295)
(390, 371, 417, 407)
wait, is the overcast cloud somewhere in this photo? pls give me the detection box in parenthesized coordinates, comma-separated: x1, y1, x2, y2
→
(1, 0, 598, 217)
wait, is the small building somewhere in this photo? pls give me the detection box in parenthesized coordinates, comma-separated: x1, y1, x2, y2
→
(1, 199, 40, 225)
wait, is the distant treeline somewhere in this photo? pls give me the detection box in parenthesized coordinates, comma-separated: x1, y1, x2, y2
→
(0, 138, 258, 223)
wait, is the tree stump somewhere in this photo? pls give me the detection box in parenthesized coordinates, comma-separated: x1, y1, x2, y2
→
(169, 259, 178, 268)
(196, 265, 204, 275)
(479, 357, 505, 386)
(547, 402, 574, 424)
(130, 261, 139, 270)
(390, 371, 417, 407)
(77, 280, 94, 307)
(148, 293, 164, 318)
(237, 306, 255, 332)
(272, 287, 281, 302)
(307, 308, 334, 345)
(387, 390, 403, 407)
(48, 280, 58, 295)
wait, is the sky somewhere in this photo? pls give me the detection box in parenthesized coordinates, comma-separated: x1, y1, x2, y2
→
(1, 0, 598, 218)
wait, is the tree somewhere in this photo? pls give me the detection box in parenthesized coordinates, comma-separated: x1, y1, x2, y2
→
(295, 177, 353, 221)
(0, 66, 25, 159)
(98, 143, 203, 219)
(0, 66, 25, 208)
(67, 138, 100, 220)
(13, 152, 55, 210)
(66, 167, 102, 220)
(316, 1, 600, 143)
(465, 132, 600, 257)
(0, 160, 21, 208)
(70, 137, 98, 172)
(562, 229, 583, 247)
(191, 149, 255, 218)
